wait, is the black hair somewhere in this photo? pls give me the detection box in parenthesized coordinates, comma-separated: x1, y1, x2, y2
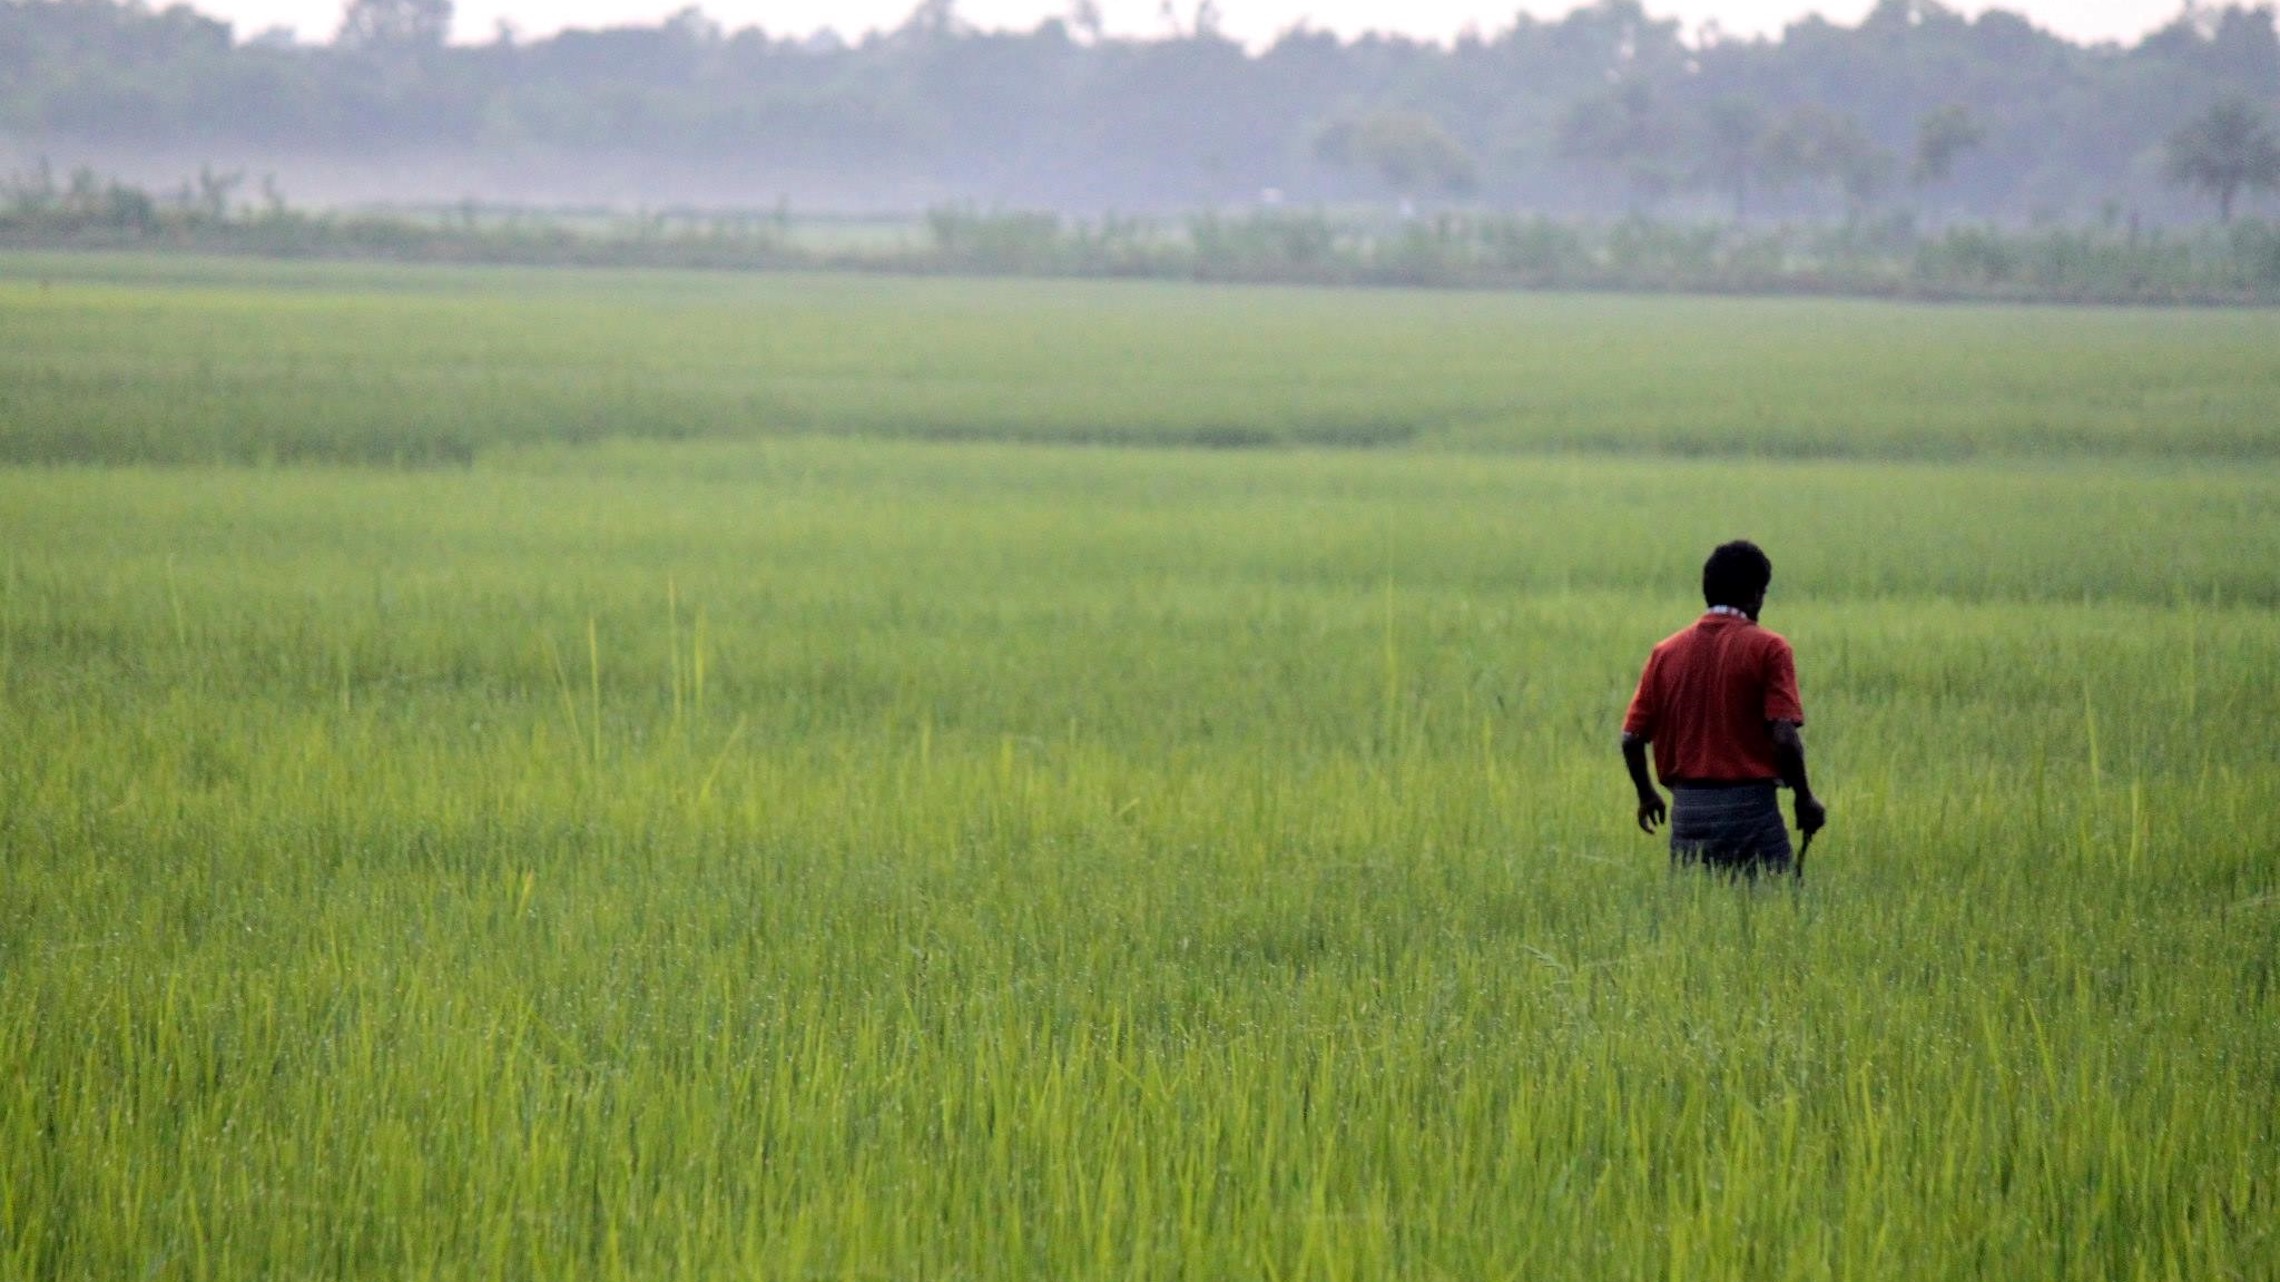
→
(1702, 540, 1773, 609)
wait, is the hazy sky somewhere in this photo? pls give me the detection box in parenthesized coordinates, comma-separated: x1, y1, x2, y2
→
(214, 1, 2188, 49)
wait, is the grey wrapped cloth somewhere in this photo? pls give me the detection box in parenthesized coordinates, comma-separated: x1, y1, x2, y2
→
(1670, 784, 1793, 875)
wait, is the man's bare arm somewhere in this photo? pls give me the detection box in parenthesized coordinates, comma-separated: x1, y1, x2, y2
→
(1620, 732, 1666, 834)
(1769, 720, 1826, 837)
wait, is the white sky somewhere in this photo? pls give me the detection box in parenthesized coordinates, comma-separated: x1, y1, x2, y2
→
(211, 1, 2191, 49)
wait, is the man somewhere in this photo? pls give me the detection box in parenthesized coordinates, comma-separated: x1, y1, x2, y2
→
(1620, 540, 1826, 877)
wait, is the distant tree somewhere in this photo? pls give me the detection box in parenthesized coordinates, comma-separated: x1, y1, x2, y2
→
(191, 165, 244, 220)
(4, 158, 59, 214)
(1559, 79, 1680, 211)
(1317, 109, 1478, 198)
(335, 0, 451, 50)
(1065, 0, 1105, 43)
(902, 0, 964, 39)
(1694, 94, 1767, 222)
(1762, 104, 1894, 217)
(1911, 103, 1986, 186)
(1835, 140, 1897, 213)
(58, 166, 155, 230)
(1862, 0, 1959, 31)
(1153, 1, 1222, 40)
(2164, 96, 2280, 222)
(2139, 4, 2280, 89)
(2205, 3, 2280, 85)
(661, 6, 720, 45)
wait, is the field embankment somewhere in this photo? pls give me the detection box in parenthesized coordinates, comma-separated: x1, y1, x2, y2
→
(10, 195, 2280, 306)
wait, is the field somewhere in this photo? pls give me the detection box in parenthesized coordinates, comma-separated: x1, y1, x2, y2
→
(1, 254, 2276, 1279)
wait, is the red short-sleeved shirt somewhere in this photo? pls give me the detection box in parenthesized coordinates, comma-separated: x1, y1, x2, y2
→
(1623, 611, 1805, 786)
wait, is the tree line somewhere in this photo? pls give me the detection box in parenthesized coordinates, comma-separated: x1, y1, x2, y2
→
(9, 160, 2280, 305)
(0, 0, 2277, 223)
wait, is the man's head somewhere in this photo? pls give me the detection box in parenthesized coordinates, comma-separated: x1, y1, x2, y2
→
(1702, 540, 1773, 620)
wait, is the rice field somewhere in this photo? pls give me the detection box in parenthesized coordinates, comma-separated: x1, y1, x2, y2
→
(0, 254, 2275, 1279)
(5, 251, 2279, 466)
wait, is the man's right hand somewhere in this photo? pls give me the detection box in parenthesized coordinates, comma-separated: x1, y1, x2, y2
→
(1794, 794, 1827, 838)
(1636, 791, 1667, 834)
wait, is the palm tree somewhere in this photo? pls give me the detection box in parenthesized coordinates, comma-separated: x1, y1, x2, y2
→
(2164, 98, 2280, 224)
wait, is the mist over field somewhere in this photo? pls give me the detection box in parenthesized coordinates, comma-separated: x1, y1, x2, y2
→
(4, 0, 2279, 222)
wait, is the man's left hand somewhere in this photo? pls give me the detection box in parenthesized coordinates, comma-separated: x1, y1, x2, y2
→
(1794, 794, 1827, 838)
(1635, 791, 1667, 834)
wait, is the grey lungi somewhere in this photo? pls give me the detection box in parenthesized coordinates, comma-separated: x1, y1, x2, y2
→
(1669, 784, 1793, 874)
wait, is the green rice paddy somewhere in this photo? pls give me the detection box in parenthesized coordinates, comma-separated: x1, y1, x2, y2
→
(1, 255, 2275, 1279)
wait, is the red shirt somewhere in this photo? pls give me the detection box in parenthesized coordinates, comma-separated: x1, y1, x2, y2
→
(1623, 611, 1805, 785)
